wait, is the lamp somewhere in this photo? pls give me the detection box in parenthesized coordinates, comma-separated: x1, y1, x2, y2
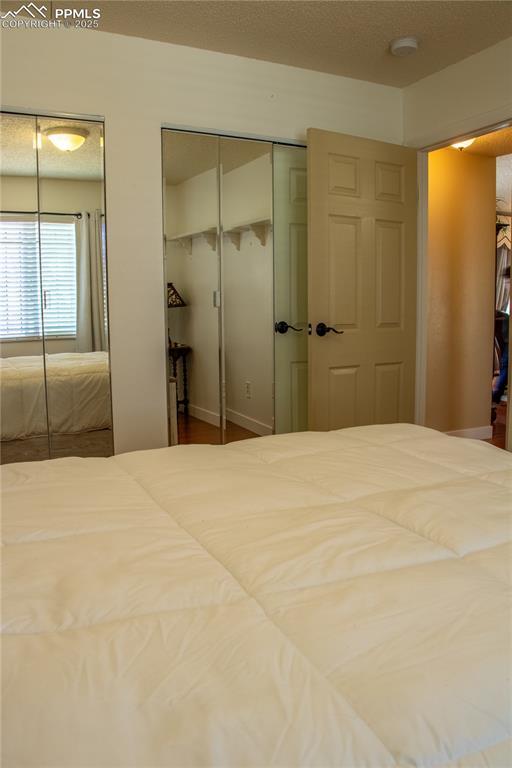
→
(45, 126, 89, 152)
(451, 139, 475, 151)
(167, 283, 187, 351)
(167, 282, 187, 309)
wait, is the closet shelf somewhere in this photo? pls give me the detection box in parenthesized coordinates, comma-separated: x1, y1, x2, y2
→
(166, 217, 272, 254)
(167, 226, 217, 255)
(224, 217, 272, 250)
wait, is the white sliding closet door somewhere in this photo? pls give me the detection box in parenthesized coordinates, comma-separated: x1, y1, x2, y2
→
(220, 137, 274, 442)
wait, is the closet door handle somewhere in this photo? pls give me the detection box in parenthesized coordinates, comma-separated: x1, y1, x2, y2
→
(274, 321, 303, 334)
(316, 322, 344, 337)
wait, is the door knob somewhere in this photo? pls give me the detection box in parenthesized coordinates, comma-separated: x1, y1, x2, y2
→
(274, 321, 303, 334)
(315, 322, 344, 337)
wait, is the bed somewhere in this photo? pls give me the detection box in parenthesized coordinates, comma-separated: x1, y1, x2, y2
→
(2, 423, 511, 767)
(0, 351, 111, 440)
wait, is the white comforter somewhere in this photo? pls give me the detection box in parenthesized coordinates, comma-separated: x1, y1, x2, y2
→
(0, 352, 111, 440)
(2, 424, 511, 767)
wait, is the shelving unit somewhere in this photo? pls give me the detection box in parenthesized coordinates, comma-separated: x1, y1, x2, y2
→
(224, 217, 271, 250)
(167, 226, 217, 255)
(166, 217, 272, 255)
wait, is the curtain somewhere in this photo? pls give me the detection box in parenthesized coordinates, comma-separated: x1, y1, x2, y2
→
(76, 210, 107, 352)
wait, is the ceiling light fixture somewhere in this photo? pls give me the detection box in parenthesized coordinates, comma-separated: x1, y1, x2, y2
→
(451, 139, 476, 151)
(390, 36, 419, 57)
(44, 126, 89, 152)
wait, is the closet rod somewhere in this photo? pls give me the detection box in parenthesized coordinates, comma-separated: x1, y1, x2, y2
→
(1, 210, 85, 218)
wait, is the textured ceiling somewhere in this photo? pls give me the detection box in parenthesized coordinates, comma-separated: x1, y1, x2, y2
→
(465, 127, 512, 159)
(3, 0, 508, 87)
(461, 126, 512, 211)
(162, 130, 270, 185)
(0, 113, 104, 180)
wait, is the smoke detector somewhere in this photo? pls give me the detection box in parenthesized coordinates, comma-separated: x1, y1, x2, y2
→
(390, 36, 419, 57)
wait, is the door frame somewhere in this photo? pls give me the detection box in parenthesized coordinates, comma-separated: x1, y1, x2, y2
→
(414, 118, 512, 438)
(161, 122, 307, 149)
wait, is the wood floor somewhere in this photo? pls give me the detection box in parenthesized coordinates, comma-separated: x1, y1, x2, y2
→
(178, 410, 510, 450)
(486, 402, 507, 450)
(177, 414, 257, 444)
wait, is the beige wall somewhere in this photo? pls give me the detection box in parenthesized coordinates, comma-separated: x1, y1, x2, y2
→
(426, 147, 495, 433)
(0, 176, 103, 213)
(1, 24, 403, 453)
(2, 23, 510, 451)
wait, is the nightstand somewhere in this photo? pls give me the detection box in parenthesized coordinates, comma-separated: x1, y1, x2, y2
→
(169, 344, 191, 415)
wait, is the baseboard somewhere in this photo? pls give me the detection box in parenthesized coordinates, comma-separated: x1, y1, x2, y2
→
(187, 404, 273, 436)
(188, 404, 220, 427)
(226, 408, 273, 436)
(446, 425, 492, 440)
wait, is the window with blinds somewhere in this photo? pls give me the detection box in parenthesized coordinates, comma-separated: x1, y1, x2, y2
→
(0, 217, 77, 340)
(40, 220, 77, 337)
(0, 218, 41, 340)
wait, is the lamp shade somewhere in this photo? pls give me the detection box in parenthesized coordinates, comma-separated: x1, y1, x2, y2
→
(45, 126, 89, 152)
(451, 139, 475, 151)
(167, 283, 187, 308)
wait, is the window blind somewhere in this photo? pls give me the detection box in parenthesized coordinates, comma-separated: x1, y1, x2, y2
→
(0, 216, 77, 340)
(40, 221, 77, 337)
(0, 217, 42, 340)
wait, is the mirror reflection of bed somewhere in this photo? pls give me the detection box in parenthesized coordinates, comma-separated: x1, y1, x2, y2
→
(0, 113, 113, 464)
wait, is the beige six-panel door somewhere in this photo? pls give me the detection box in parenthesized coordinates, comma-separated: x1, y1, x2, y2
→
(307, 128, 417, 430)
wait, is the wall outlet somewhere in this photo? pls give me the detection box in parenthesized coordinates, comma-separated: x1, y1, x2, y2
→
(245, 380, 252, 399)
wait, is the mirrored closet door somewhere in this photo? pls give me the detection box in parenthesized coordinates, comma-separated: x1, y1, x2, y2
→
(0, 112, 113, 464)
(0, 114, 49, 462)
(162, 131, 222, 444)
(220, 137, 274, 442)
(162, 129, 308, 445)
